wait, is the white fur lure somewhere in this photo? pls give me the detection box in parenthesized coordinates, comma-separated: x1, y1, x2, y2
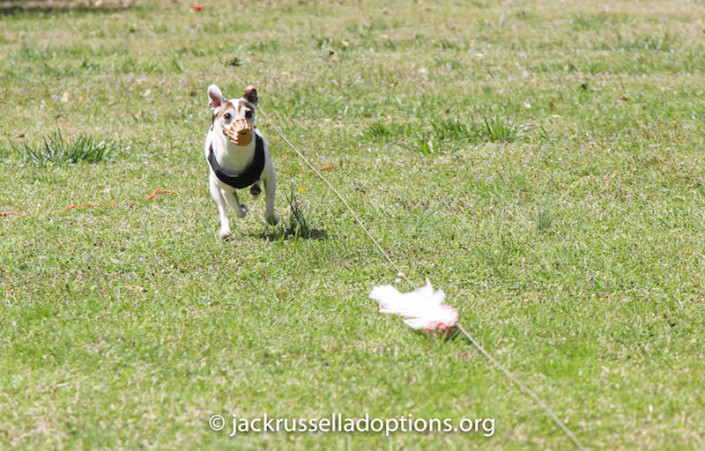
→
(369, 279, 459, 334)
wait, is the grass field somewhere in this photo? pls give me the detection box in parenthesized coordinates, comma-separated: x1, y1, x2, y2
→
(1, 0, 705, 448)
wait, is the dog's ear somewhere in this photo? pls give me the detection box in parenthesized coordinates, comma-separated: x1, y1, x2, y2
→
(207, 84, 225, 110)
(243, 85, 258, 106)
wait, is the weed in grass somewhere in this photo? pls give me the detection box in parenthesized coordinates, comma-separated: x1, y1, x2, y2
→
(434, 56, 464, 71)
(311, 35, 331, 48)
(80, 59, 100, 70)
(266, 192, 328, 242)
(373, 116, 532, 154)
(0, 144, 11, 161)
(436, 38, 469, 51)
(11, 132, 122, 166)
(404, 119, 478, 154)
(403, 132, 435, 155)
(531, 61, 578, 74)
(226, 56, 243, 67)
(571, 12, 631, 30)
(250, 39, 281, 52)
(479, 116, 531, 143)
(474, 242, 508, 280)
(363, 121, 412, 140)
(346, 18, 389, 36)
(602, 33, 675, 52)
(283, 192, 311, 240)
(411, 207, 436, 240)
(432, 119, 477, 142)
(536, 208, 554, 234)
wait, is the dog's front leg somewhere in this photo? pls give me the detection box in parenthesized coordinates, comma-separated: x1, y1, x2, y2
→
(222, 189, 248, 219)
(209, 176, 232, 240)
(263, 174, 279, 226)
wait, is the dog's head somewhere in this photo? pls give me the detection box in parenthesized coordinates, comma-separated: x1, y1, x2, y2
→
(207, 84, 258, 146)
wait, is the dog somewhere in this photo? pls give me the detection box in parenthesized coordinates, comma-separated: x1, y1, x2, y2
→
(204, 84, 279, 239)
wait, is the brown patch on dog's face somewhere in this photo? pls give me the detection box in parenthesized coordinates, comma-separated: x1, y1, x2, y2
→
(215, 99, 255, 128)
(216, 101, 236, 122)
(213, 100, 236, 132)
(237, 99, 255, 126)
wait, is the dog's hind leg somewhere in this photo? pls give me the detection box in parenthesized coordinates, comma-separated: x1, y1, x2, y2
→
(222, 189, 248, 219)
(209, 176, 232, 240)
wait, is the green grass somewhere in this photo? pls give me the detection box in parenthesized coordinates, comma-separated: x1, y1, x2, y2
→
(8, 131, 122, 166)
(366, 117, 532, 154)
(1, 0, 705, 448)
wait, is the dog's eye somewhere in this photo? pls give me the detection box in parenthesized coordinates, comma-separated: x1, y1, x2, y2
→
(223, 113, 232, 121)
(245, 110, 253, 119)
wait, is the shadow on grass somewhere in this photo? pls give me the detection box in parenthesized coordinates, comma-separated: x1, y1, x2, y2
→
(251, 191, 329, 242)
(252, 226, 329, 242)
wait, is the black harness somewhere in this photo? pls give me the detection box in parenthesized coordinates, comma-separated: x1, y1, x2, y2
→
(208, 134, 265, 190)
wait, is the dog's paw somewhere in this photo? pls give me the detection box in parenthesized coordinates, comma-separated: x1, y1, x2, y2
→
(250, 184, 261, 198)
(218, 228, 232, 240)
(265, 213, 280, 226)
(235, 204, 248, 218)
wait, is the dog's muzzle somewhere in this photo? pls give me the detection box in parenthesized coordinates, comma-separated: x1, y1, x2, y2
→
(224, 118, 253, 146)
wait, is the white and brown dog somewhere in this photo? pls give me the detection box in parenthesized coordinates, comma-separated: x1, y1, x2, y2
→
(204, 84, 279, 239)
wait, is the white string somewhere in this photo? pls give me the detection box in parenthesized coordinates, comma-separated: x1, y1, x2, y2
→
(457, 325, 585, 449)
(257, 105, 585, 450)
(257, 107, 413, 287)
